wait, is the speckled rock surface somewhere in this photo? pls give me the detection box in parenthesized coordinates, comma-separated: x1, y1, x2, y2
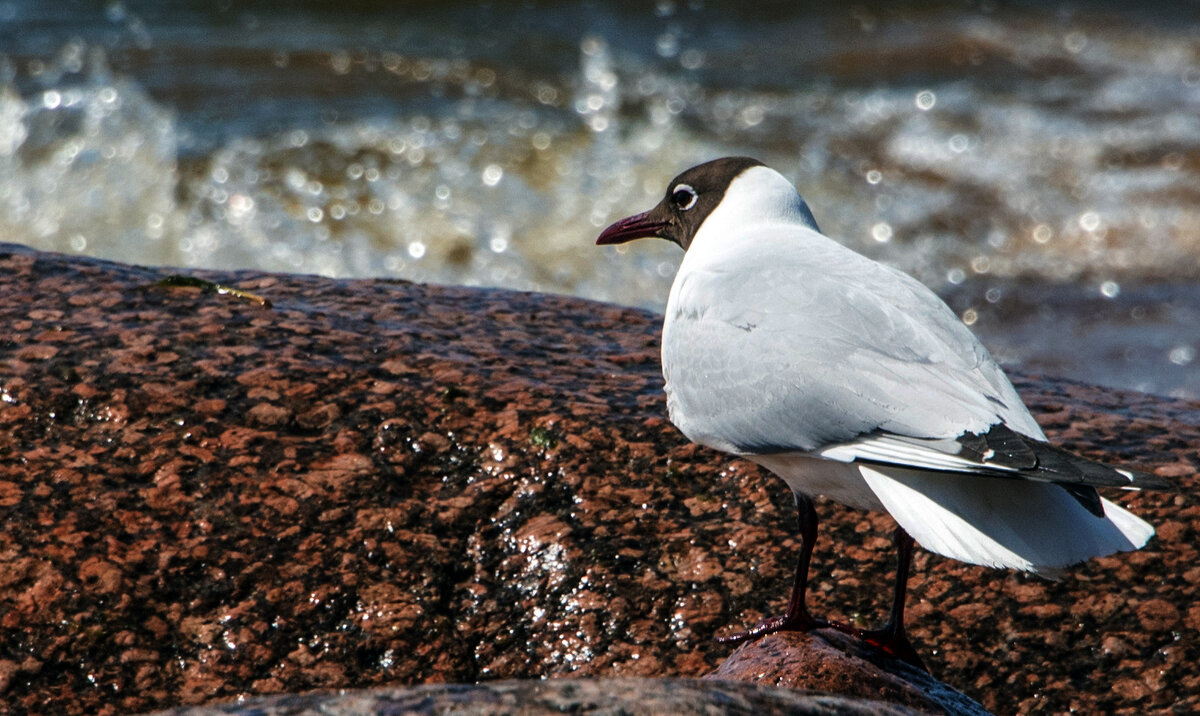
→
(709, 631, 988, 716)
(0, 243, 1194, 715)
(151, 677, 921, 716)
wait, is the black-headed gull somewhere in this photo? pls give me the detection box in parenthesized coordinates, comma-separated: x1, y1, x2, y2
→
(596, 156, 1166, 668)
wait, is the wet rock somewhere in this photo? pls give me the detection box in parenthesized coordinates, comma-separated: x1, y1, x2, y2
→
(0, 243, 1195, 714)
(152, 677, 921, 715)
(708, 631, 988, 715)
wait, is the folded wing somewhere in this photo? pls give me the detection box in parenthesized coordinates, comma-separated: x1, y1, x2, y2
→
(662, 225, 1164, 524)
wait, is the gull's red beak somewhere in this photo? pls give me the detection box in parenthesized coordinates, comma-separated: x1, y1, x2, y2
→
(596, 211, 668, 245)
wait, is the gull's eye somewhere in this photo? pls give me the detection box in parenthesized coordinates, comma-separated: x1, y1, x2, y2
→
(670, 184, 698, 211)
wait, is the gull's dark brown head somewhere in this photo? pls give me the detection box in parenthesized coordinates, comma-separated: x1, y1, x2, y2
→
(595, 157, 765, 251)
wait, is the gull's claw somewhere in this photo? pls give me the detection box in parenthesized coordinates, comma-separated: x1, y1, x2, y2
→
(716, 615, 927, 672)
(715, 612, 827, 645)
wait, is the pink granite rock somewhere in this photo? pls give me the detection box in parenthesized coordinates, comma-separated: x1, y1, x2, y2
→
(709, 631, 987, 714)
(0, 243, 1193, 714)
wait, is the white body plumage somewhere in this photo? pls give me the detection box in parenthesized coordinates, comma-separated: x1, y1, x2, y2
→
(660, 165, 1153, 573)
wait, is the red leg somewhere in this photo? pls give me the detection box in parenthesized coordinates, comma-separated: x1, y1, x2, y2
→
(827, 526, 926, 671)
(717, 493, 827, 644)
(718, 504, 927, 672)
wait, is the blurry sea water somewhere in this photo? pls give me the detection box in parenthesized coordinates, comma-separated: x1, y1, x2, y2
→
(1, 1, 1198, 398)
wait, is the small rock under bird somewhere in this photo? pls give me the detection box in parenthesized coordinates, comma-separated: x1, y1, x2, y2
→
(596, 157, 1168, 669)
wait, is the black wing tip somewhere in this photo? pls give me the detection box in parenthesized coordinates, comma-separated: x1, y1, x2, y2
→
(1114, 467, 1175, 492)
(1065, 467, 1171, 520)
(963, 424, 1174, 492)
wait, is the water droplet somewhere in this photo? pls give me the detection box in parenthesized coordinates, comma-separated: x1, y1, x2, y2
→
(739, 105, 764, 127)
(871, 222, 892, 243)
(656, 32, 679, 58)
(106, 1, 127, 22)
(915, 90, 936, 111)
(1168, 345, 1195, 366)
(680, 49, 705, 70)
(1063, 31, 1087, 54)
(330, 51, 351, 75)
(581, 36, 603, 57)
(482, 164, 503, 187)
(865, 169, 882, 185)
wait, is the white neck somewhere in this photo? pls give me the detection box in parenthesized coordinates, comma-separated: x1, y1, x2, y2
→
(689, 166, 819, 257)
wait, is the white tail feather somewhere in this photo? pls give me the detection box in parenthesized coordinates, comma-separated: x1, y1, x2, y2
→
(859, 464, 1154, 573)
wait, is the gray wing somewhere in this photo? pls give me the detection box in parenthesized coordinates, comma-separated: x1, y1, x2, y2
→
(662, 226, 1037, 453)
(661, 226, 1167, 501)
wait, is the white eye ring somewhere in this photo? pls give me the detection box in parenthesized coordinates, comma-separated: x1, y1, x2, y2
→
(670, 184, 698, 210)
